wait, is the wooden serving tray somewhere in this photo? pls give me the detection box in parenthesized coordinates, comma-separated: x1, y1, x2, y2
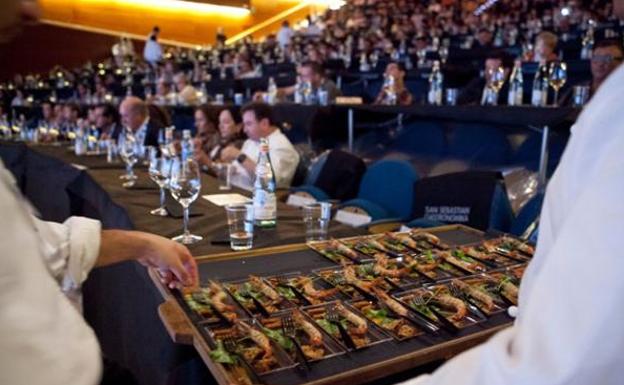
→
(153, 225, 516, 385)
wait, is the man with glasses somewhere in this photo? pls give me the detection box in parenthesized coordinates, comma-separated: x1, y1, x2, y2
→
(560, 39, 623, 105)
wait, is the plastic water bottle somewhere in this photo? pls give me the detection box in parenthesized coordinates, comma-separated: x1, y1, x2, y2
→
(294, 76, 304, 104)
(382, 74, 397, 105)
(267, 77, 278, 105)
(74, 126, 87, 156)
(359, 53, 370, 72)
(428, 60, 444, 106)
(252, 138, 276, 228)
(580, 28, 594, 59)
(531, 62, 549, 107)
(180, 129, 194, 161)
(508, 61, 524, 106)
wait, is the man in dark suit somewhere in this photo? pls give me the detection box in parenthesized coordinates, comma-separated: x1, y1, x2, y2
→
(94, 103, 122, 140)
(118, 96, 162, 147)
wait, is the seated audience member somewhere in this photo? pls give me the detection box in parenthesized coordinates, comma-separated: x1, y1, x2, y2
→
(94, 104, 122, 140)
(527, 31, 559, 63)
(118, 96, 162, 147)
(235, 59, 260, 79)
(473, 28, 494, 50)
(259, 61, 341, 103)
(560, 39, 623, 105)
(195, 107, 245, 169)
(62, 103, 81, 130)
(40, 100, 56, 125)
(223, 103, 299, 190)
(173, 72, 198, 105)
(374, 62, 413, 105)
(458, 51, 511, 105)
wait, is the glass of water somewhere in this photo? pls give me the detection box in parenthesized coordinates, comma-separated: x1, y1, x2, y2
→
(303, 202, 332, 242)
(118, 130, 139, 187)
(214, 162, 232, 190)
(148, 147, 171, 216)
(169, 157, 203, 245)
(225, 204, 254, 251)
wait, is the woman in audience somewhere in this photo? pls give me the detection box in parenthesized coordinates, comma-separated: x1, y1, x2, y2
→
(193, 106, 245, 169)
(526, 31, 559, 63)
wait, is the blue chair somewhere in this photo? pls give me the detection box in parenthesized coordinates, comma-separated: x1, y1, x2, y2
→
(340, 159, 419, 221)
(446, 123, 511, 166)
(510, 193, 544, 237)
(388, 121, 446, 158)
(291, 150, 366, 202)
(511, 132, 569, 176)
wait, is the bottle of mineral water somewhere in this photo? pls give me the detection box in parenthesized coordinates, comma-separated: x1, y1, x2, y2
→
(180, 129, 194, 161)
(531, 62, 549, 107)
(508, 60, 524, 106)
(294, 76, 304, 104)
(428, 60, 444, 106)
(252, 138, 276, 228)
(267, 77, 278, 105)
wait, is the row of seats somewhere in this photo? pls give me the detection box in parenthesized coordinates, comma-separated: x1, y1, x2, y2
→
(292, 152, 543, 237)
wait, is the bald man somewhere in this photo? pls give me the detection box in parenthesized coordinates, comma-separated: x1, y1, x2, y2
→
(118, 96, 162, 147)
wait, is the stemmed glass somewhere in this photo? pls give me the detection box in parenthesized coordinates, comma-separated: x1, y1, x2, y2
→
(549, 61, 567, 106)
(118, 130, 139, 188)
(148, 146, 171, 216)
(169, 156, 202, 244)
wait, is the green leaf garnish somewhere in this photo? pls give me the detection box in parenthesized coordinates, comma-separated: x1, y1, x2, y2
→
(261, 327, 293, 350)
(209, 340, 236, 365)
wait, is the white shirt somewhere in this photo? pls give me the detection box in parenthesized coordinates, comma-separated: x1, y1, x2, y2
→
(400, 65, 624, 385)
(0, 162, 102, 385)
(277, 26, 294, 48)
(231, 129, 300, 190)
(143, 36, 163, 64)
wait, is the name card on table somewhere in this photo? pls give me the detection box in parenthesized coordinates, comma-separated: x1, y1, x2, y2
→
(202, 193, 251, 207)
(334, 209, 372, 227)
(335, 96, 363, 105)
(286, 193, 317, 208)
(71, 163, 88, 170)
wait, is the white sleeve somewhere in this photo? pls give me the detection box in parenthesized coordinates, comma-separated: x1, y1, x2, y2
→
(0, 171, 102, 385)
(400, 158, 624, 385)
(32, 216, 101, 292)
(270, 143, 300, 188)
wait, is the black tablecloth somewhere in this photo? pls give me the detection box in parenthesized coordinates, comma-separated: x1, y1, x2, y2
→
(0, 142, 362, 385)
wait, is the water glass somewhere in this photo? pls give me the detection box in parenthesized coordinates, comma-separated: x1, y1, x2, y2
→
(318, 89, 329, 106)
(106, 139, 118, 163)
(215, 94, 224, 105)
(169, 157, 203, 244)
(225, 204, 254, 251)
(573, 85, 590, 107)
(234, 93, 244, 105)
(214, 162, 232, 190)
(445, 88, 458, 106)
(118, 131, 139, 187)
(302, 202, 332, 242)
(148, 147, 172, 216)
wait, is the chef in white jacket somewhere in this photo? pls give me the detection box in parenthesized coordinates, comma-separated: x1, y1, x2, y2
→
(401, 3, 624, 385)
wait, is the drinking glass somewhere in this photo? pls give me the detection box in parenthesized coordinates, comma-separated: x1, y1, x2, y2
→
(148, 147, 172, 216)
(225, 204, 254, 251)
(303, 202, 332, 242)
(169, 157, 203, 244)
(573, 85, 590, 107)
(549, 61, 567, 106)
(118, 130, 139, 187)
(214, 162, 232, 190)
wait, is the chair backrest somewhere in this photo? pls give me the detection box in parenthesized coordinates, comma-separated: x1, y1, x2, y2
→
(315, 150, 366, 201)
(446, 123, 511, 166)
(388, 121, 446, 158)
(411, 170, 512, 231)
(511, 132, 569, 175)
(510, 192, 545, 236)
(358, 159, 419, 219)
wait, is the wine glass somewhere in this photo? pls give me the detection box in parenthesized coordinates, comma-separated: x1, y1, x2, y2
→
(485, 66, 506, 105)
(118, 130, 139, 187)
(148, 147, 171, 216)
(169, 156, 202, 244)
(549, 61, 567, 106)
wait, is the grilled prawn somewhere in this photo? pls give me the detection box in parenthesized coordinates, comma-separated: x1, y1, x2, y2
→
(236, 320, 273, 359)
(249, 275, 281, 301)
(293, 311, 323, 346)
(451, 279, 494, 311)
(334, 303, 368, 335)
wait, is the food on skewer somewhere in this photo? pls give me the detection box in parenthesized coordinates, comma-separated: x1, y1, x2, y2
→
(451, 279, 495, 312)
(373, 253, 408, 278)
(236, 320, 273, 359)
(352, 298, 418, 339)
(259, 311, 328, 361)
(249, 275, 281, 302)
(409, 231, 447, 249)
(306, 303, 373, 348)
(297, 276, 339, 301)
(439, 250, 487, 273)
(384, 232, 420, 250)
(182, 282, 239, 322)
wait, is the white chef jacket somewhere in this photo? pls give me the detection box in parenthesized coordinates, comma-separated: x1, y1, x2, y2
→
(0, 163, 102, 385)
(230, 129, 300, 191)
(400, 65, 624, 384)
